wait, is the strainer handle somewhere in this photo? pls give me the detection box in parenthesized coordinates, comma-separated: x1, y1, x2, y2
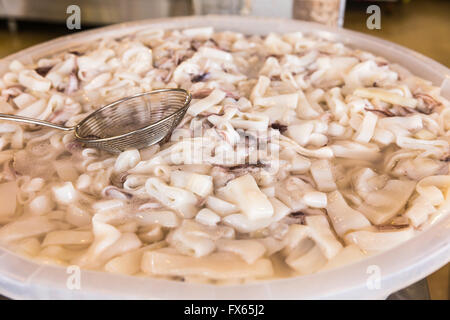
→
(0, 113, 74, 131)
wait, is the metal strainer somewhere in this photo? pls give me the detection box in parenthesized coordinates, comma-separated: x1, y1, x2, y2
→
(0, 88, 192, 153)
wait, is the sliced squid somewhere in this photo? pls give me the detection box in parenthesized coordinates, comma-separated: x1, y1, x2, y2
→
(344, 227, 415, 254)
(326, 191, 371, 237)
(357, 179, 416, 225)
(142, 249, 274, 279)
(321, 244, 367, 271)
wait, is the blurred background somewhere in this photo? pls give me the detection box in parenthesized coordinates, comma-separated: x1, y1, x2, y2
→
(0, 0, 448, 300)
(0, 0, 448, 66)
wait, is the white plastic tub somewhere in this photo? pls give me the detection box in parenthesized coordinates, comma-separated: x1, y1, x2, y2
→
(0, 16, 449, 299)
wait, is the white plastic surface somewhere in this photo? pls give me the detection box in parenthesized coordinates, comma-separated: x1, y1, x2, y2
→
(0, 16, 449, 300)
